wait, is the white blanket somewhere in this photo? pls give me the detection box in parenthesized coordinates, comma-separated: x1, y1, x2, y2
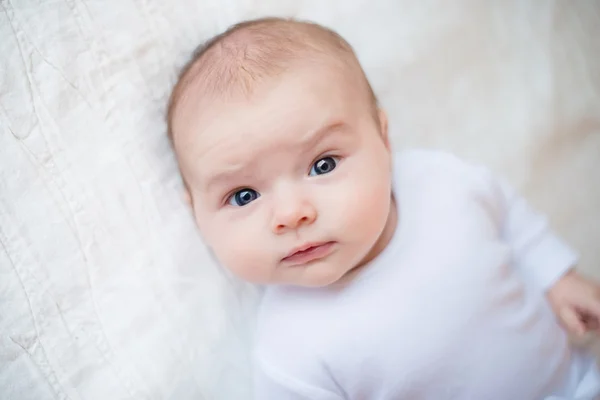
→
(1, 1, 599, 399)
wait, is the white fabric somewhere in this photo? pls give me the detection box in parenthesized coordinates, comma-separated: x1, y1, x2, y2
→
(254, 150, 600, 400)
(1, 1, 600, 399)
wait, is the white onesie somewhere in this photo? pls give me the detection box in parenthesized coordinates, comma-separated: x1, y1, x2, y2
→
(252, 149, 600, 400)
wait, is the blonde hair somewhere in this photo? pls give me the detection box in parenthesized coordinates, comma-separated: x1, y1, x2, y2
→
(166, 17, 378, 145)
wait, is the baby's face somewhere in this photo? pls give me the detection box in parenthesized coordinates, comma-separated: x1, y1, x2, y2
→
(176, 62, 395, 287)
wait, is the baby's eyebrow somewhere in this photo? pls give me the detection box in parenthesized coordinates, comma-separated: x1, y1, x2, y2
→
(204, 165, 250, 191)
(299, 121, 346, 150)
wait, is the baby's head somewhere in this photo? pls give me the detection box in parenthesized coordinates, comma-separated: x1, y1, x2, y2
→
(167, 18, 396, 287)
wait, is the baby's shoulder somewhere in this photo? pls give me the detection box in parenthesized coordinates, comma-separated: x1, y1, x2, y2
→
(395, 148, 479, 178)
(393, 148, 496, 195)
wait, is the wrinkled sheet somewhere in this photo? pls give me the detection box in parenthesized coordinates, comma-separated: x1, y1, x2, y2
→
(1, 1, 599, 399)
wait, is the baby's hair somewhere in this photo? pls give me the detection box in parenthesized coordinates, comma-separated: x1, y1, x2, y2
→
(166, 17, 379, 146)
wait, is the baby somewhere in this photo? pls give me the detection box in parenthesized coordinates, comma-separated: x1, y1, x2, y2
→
(167, 17, 600, 399)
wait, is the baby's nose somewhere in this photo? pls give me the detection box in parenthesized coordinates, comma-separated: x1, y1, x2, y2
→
(271, 197, 317, 234)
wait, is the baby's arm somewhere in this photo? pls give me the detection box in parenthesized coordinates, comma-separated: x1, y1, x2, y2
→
(491, 174, 577, 290)
(483, 168, 600, 336)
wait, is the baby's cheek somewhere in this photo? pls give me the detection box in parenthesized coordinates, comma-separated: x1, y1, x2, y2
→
(335, 175, 390, 231)
(214, 228, 271, 283)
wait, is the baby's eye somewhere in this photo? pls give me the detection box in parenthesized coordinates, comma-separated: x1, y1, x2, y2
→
(309, 156, 339, 176)
(228, 188, 260, 207)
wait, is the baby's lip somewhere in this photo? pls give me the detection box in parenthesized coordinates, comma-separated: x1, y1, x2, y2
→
(281, 241, 336, 265)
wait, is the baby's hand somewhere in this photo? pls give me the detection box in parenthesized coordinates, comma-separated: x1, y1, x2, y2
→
(547, 270, 600, 337)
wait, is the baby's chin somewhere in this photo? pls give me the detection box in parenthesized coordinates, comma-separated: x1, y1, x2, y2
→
(272, 260, 358, 288)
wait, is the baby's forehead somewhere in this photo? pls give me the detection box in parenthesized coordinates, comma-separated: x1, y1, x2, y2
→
(181, 69, 351, 151)
(176, 69, 367, 181)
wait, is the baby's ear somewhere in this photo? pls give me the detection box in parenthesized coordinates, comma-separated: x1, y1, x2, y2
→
(378, 109, 390, 150)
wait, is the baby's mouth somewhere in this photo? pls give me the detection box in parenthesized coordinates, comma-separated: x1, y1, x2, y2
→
(282, 241, 336, 265)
